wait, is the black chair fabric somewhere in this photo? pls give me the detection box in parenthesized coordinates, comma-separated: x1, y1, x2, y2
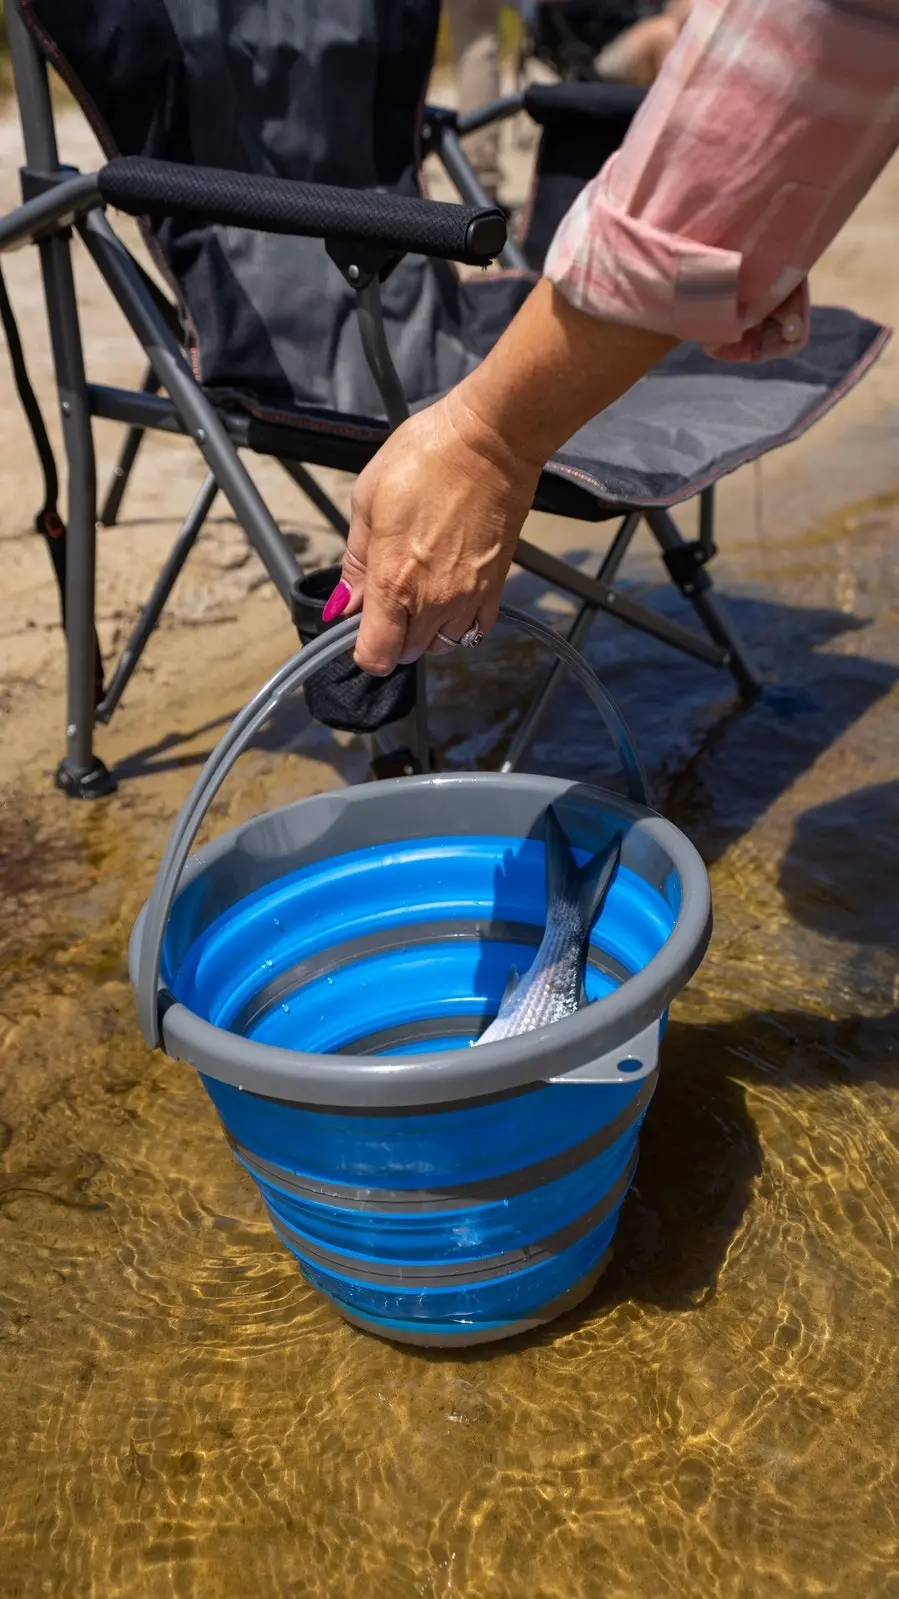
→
(22, 0, 514, 419)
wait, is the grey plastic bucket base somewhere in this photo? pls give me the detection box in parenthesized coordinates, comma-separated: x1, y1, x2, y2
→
(324, 1250, 614, 1348)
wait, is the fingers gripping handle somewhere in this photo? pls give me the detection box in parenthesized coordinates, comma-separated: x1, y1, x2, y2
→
(135, 607, 650, 1049)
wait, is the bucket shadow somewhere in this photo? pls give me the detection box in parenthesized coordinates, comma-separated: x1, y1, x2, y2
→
(591, 1002, 898, 1320)
(398, 779, 899, 1361)
(395, 995, 897, 1367)
(588, 781, 896, 1331)
(777, 779, 899, 953)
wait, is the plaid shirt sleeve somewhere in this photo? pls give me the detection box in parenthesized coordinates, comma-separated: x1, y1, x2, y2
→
(544, 0, 899, 361)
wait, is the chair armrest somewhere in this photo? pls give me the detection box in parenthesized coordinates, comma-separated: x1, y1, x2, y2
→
(96, 157, 507, 266)
(522, 82, 645, 127)
(0, 172, 101, 253)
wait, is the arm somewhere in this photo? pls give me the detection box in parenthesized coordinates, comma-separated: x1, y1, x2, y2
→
(335, 0, 899, 676)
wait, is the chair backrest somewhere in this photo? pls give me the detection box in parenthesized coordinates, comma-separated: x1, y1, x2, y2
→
(19, 0, 439, 188)
(15, 0, 486, 421)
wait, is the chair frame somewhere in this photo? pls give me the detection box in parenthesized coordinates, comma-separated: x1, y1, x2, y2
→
(1, 3, 760, 800)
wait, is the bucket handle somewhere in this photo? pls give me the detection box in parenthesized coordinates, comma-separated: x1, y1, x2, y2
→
(136, 603, 650, 1049)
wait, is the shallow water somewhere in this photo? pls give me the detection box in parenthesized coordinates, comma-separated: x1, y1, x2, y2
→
(1, 495, 897, 1597)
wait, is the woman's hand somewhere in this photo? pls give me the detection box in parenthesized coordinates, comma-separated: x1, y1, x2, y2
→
(321, 281, 677, 676)
(326, 383, 542, 677)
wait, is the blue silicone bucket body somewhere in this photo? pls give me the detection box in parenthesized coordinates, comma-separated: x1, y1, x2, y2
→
(130, 613, 711, 1346)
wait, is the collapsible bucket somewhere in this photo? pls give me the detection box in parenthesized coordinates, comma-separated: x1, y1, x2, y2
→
(130, 607, 711, 1346)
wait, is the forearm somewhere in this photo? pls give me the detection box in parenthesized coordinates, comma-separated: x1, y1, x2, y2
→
(451, 278, 675, 468)
(546, 0, 899, 360)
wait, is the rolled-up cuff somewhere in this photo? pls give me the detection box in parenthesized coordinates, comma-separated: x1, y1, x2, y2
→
(543, 168, 811, 362)
(544, 171, 744, 344)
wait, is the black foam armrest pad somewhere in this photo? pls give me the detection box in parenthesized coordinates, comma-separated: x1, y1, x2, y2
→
(523, 82, 645, 127)
(97, 157, 507, 265)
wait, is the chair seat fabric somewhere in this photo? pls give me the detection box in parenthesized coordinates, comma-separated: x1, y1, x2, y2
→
(210, 294, 888, 514)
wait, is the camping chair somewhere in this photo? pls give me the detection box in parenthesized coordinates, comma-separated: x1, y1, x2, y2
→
(0, 0, 888, 800)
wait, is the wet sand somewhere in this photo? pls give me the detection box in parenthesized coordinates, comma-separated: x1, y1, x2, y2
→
(1, 96, 898, 1599)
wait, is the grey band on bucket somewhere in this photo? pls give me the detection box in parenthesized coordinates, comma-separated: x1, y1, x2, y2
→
(226, 1069, 657, 1212)
(136, 605, 650, 1050)
(129, 770, 711, 1105)
(267, 1152, 637, 1286)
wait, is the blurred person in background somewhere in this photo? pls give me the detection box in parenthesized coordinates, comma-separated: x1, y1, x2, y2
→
(594, 0, 691, 83)
(443, 0, 507, 199)
(444, 1, 684, 197)
(526, 0, 685, 83)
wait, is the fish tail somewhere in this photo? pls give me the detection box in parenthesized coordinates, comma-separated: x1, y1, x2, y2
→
(544, 805, 621, 935)
(576, 831, 621, 934)
(543, 803, 577, 915)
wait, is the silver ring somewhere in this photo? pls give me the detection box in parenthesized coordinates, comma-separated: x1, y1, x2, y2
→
(435, 618, 483, 650)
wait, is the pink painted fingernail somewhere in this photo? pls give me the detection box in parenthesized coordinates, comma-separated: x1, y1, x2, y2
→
(322, 580, 351, 623)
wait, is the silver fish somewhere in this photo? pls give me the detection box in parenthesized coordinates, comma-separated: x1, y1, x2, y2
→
(475, 806, 622, 1045)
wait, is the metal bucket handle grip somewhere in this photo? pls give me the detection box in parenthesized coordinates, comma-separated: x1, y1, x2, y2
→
(136, 603, 650, 1048)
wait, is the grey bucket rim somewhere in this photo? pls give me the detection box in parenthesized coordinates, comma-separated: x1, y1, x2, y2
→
(134, 606, 651, 1052)
(129, 771, 711, 1108)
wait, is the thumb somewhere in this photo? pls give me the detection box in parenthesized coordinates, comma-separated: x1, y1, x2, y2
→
(354, 585, 409, 677)
(322, 519, 368, 623)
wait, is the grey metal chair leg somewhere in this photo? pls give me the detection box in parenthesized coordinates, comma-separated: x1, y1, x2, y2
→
(99, 364, 160, 526)
(424, 112, 529, 273)
(698, 483, 716, 558)
(514, 535, 726, 665)
(279, 460, 350, 538)
(80, 212, 302, 604)
(96, 473, 218, 725)
(645, 506, 763, 698)
(40, 232, 116, 797)
(354, 274, 431, 771)
(8, 0, 114, 795)
(501, 513, 641, 773)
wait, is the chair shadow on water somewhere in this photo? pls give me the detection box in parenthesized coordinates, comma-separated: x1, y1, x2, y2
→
(112, 679, 367, 787)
